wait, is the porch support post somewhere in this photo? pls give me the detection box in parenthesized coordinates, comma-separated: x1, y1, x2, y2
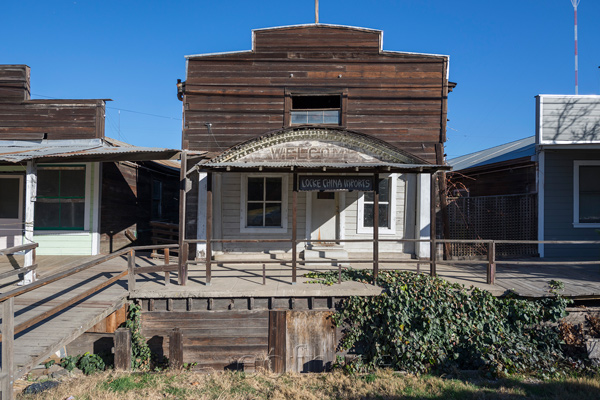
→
(373, 171, 379, 283)
(430, 171, 437, 276)
(23, 161, 37, 284)
(178, 151, 187, 285)
(291, 171, 297, 284)
(206, 172, 213, 286)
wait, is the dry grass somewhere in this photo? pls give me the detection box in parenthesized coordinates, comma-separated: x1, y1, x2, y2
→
(16, 368, 600, 400)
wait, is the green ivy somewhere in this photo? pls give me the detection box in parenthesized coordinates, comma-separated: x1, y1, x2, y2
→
(125, 302, 151, 370)
(307, 269, 580, 377)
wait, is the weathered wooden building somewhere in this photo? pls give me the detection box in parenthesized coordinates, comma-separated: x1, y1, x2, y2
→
(178, 24, 452, 261)
(0, 64, 179, 261)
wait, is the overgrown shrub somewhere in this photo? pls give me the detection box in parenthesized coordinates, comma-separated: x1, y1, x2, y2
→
(308, 269, 580, 376)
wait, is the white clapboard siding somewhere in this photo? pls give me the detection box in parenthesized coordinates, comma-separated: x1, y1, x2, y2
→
(539, 95, 600, 144)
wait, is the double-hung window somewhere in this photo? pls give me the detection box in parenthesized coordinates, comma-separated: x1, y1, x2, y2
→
(574, 161, 600, 227)
(35, 166, 86, 230)
(357, 175, 397, 234)
(241, 174, 288, 233)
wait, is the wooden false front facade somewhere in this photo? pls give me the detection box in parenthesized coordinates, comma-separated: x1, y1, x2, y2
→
(179, 24, 451, 262)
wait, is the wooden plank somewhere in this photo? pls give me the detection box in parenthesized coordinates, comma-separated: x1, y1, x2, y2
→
(268, 311, 286, 374)
(169, 329, 183, 369)
(1, 298, 14, 400)
(114, 328, 131, 370)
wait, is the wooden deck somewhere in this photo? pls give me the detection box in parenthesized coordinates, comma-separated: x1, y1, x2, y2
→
(130, 254, 600, 299)
(0, 251, 598, 380)
(0, 254, 133, 379)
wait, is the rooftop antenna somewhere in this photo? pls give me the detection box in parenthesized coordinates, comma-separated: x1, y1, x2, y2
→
(571, 0, 581, 94)
(315, 0, 319, 24)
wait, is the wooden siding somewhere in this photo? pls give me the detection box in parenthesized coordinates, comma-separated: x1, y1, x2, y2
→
(0, 99, 105, 140)
(544, 150, 600, 258)
(539, 95, 600, 143)
(100, 161, 179, 254)
(142, 310, 269, 371)
(182, 25, 448, 164)
(0, 65, 30, 103)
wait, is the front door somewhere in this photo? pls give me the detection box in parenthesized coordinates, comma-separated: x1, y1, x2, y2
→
(310, 192, 338, 245)
(0, 175, 24, 248)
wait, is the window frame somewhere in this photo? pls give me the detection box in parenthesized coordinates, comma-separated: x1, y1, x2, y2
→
(284, 88, 347, 127)
(240, 173, 288, 234)
(34, 164, 88, 231)
(357, 174, 397, 235)
(573, 160, 600, 228)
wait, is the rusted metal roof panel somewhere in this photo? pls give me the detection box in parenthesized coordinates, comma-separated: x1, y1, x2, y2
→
(0, 139, 183, 163)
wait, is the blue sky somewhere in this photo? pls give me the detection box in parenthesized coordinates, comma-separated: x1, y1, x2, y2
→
(3, 0, 600, 159)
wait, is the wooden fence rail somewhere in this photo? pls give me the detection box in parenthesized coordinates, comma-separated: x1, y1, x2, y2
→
(0, 243, 178, 400)
(0, 243, 38, 287)
(180, 238, 600, 288)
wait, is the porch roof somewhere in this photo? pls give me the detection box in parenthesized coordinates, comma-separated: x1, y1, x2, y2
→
(199, 160, 450, 173)
(0, 138, 185, 164)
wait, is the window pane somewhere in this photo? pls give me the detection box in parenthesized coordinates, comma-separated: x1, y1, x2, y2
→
(60, 200, 85, 229)
(579, 166, 600, 223)
(379, 179, 390, 200)
(60, 169, 86, 197)
(247, 178, 264, 201)
(0, 178, 20, 219)
(264, 203, 282, 226)
(37, 169, 60, 197)
(364, 191, 373, 202)
(307, 111, 323, 124)
(35, 202, 60, 229)
(322, 110, 340, 124)
(379, 204, 389, 228)
(247, 203, 264, 226)
(265, 178, 282, 201)
(363, 204, 390, 228)
(363, 203, 374, 227)
(291, 111, 308, 125)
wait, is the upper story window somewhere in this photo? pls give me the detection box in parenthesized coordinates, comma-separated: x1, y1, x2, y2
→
(290, 95, 341, 125)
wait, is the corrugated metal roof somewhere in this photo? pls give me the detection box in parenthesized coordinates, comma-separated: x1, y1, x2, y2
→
(448, 136, 535, 171)
(201, 161, 449, 171)
(0, 138, 181, 163)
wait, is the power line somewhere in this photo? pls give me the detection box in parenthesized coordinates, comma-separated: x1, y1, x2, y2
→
(28, 92, 181, 121)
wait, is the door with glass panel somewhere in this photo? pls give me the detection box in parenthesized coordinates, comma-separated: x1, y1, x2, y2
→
(0, 175, 24, 248)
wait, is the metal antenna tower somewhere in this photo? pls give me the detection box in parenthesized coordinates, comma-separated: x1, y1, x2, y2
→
(571, 0, 581, 94)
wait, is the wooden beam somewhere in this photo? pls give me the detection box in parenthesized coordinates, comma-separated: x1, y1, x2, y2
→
(169, 328, 183, 370)
(206, 172, 213, 286)
(127, 250, 135, 292)
(292, 172, 298, 284)
(0, 264, 37, 281)
(373, 171, 379, 283)
(430, 172, 437, 276)
(23, 161, 36, 284)
(178, 151, 188, 286)
(1, 298, 14, 400)
(114, 328, 132, 370)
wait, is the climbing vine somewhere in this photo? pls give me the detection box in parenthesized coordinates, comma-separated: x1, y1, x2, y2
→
(307, 269, 582, 377)
(125, 302, 151, 370)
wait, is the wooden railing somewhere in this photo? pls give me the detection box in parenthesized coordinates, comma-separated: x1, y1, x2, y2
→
(0, 243, 39, 285)
(0, 243, 178, 400)
(180, 238, 600, 287)
(150, 222, 179, 257)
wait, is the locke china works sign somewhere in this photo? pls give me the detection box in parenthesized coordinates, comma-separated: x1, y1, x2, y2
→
(298, 175, 373, 191)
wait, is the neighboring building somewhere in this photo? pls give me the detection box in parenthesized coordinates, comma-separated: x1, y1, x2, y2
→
(447, 94, 600, 259)
(0, 65, 179, 259)
(177, 24, 453, 261)
(537, 95, 600, 258)
(447, 137, 537, 257)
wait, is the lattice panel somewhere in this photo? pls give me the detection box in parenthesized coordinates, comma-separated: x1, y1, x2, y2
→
(447, 194, 538, 258)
